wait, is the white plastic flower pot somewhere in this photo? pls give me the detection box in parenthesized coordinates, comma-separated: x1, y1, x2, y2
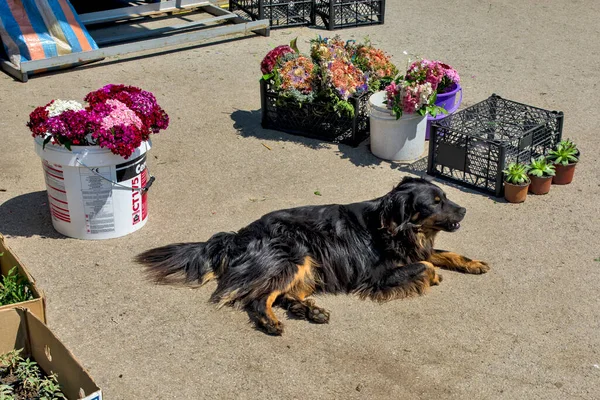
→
(34, 137, 152, 240)
(369, 91, 427, 161)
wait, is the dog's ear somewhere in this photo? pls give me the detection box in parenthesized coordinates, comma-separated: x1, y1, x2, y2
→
(380, 190, 413, 236)
(395, 175, 427, 190)
(421, 174, 434, 183)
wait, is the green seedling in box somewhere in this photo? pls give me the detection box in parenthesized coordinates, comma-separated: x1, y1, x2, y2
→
(0, 266, 34, 306)
(0, 349, 66, 399)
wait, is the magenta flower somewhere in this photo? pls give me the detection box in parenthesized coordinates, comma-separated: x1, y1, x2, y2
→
(261, 45, 295, 75)
(27, 84, 169, 159)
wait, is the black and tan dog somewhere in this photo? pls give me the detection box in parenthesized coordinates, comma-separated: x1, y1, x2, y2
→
(137, 177, 489, 335)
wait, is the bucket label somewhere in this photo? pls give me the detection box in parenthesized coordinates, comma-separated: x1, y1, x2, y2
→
(116, 154, 148, 226)
(43, 161, 71, 223)
(79, 166, 115, 234)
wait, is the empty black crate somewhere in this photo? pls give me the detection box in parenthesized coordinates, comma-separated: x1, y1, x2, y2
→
(314, 0, 385, 30)
(260, 80, 369, 146)
(229, 0, 313, 28)
(427, 94, 564, 197)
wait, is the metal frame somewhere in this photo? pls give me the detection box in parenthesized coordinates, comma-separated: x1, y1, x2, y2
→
(0, 1, 269, 82)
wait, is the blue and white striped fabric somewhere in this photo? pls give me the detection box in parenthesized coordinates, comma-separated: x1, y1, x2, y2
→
(0, 0, 98, 69)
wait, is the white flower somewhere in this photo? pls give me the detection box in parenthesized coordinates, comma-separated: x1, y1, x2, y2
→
(418, 82, 433, 107)
(45, 99, 84, 117)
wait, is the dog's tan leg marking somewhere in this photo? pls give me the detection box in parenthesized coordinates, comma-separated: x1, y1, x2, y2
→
(363, 261, 442, 303)
(284, 257, 329, 324)
(429, 251, 490, 274)
(255, 290, 284, 336)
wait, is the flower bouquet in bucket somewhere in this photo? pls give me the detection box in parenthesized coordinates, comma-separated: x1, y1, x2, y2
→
(403, 58, 462, 140)
(260, 36, 398, 146)
(26, 84, 169, 240)
(370, 57, 458, 161)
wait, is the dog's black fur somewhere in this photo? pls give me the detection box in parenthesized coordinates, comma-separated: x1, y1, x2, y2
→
(137, 177, 489, 335)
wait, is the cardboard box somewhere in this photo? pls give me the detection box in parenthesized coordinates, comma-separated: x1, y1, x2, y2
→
(0, 308, 102, 400)
(0, 234, 46, 322)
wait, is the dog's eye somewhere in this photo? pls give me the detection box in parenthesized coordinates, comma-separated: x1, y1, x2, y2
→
(434, 196, 442, 204)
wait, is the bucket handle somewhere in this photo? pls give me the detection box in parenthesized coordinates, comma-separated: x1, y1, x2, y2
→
(75, 158, 155, 193)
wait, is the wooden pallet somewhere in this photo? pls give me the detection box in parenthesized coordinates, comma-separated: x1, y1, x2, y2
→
(0, 0, 269, 82)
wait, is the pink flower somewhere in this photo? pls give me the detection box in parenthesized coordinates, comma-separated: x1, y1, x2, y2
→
(100, 99, 142, 130)
(27, 84, 168, 159)
(385, 81, 435, 117)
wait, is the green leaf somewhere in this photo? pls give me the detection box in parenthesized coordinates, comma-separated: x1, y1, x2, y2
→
(529, 169, 542, 177)
(314, 190, 322, 196)
(63, 141, 72, 151)
(290, 37, 299, 53)
(42, 136, 52, 150)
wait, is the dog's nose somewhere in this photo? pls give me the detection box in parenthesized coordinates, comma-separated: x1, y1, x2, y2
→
(458, 207, 466, 216)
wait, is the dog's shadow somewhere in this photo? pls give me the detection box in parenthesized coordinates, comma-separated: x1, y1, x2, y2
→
(230, 109, 503, 201)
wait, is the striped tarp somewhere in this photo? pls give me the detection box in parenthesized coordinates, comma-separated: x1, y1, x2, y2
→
(0, 0, 98, 70)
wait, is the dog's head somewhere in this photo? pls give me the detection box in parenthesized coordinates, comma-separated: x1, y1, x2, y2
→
(380, 176, 466, 235)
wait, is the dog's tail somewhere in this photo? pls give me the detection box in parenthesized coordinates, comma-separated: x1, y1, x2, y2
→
(135, 232, 236, 285)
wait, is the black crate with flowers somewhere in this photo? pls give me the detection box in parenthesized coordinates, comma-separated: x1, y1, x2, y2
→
(259, 37, 397, 146)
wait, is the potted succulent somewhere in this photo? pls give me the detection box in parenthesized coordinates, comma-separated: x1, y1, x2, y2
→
(503, 162, 530, 203)
(547, 139, 579, 185)
(527, 156, 555, 195)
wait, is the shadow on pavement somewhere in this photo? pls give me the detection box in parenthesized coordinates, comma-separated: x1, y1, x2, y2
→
(0, 191, 66, 238)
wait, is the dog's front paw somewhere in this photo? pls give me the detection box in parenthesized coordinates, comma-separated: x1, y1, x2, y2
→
(466, 260, 490, 274)
(426, 266, 443, 285)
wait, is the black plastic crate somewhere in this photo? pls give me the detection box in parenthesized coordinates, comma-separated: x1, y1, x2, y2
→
(229, 0, 313, 28)
(314, 0, 385, 30)
(427, 94, 564, 197)
(260, 80, 369, 146)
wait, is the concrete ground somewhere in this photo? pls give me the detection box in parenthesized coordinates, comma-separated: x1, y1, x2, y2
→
(1, 0, 599, 398)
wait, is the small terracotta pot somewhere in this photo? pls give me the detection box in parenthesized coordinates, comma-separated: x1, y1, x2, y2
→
(528, 175, 553, 195)
(504, 181, 530, 203)
(553, 163, 577, 185)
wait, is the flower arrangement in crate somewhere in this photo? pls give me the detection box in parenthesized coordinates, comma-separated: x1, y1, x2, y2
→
(27, 84, 169, 159)
(259, 36, 398, 146)
(260, 36, 397, 118)
(384, 58, 460, 119)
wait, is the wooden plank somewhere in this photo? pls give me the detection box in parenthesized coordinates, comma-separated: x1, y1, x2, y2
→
(203, 3, 269, 36)
(0, 60, 27, 82)
(94, 13, 237, 46)
(19, 19, 270, 73)
(79, 0, 211, 25)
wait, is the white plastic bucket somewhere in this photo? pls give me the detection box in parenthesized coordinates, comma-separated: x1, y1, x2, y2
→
(34, 137, 152, 240)
(369, 91, 427, 161)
